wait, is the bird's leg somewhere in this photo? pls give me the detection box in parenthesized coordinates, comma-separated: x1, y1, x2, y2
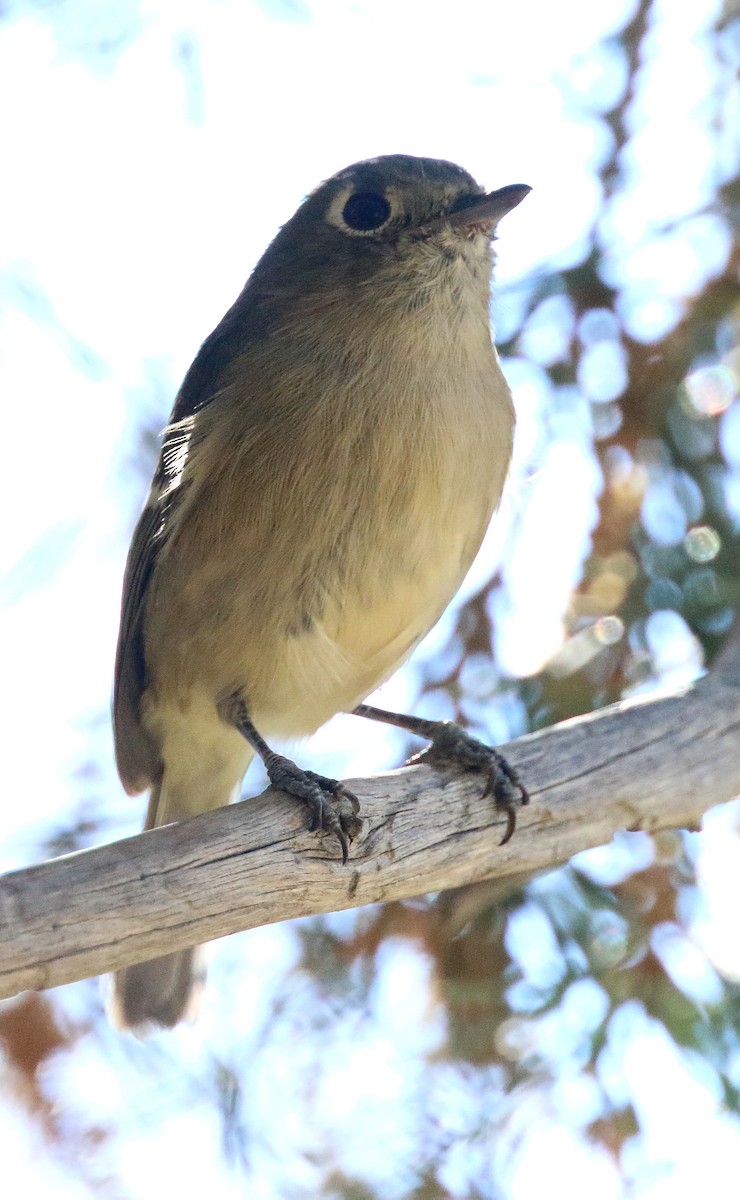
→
(351, 703, 529, 846)
(222, 696, 362, 864)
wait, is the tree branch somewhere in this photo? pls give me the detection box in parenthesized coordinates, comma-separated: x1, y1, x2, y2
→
(2, 622, 740, 1000)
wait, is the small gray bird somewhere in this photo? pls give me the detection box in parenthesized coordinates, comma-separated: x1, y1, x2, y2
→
(110, 154, 530, 1031)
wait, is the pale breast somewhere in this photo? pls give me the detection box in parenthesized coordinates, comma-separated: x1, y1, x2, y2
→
(250, 353, 514, 736)
(143, 254, 514, 740)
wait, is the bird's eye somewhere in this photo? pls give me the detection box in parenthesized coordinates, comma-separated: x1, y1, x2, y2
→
(341, 192, 391, 232)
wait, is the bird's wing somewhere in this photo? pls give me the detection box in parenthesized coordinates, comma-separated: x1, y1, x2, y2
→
(113, 298, 252, 793)
(113, 421, 193, 793)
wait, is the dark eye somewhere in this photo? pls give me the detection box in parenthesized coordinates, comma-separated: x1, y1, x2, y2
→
(342, 191, 391, 232)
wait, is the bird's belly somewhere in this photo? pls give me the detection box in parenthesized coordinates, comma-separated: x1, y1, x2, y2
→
(250, 494, 490, 738)
(145, 357, 513, 744)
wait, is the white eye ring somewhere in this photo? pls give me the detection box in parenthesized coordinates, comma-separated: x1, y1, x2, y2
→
(325, 185, 396, 237)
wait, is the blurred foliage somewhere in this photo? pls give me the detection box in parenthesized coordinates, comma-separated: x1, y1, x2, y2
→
(1, 0, 740, 1197)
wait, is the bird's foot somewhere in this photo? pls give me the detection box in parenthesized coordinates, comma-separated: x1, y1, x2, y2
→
(409, 723, 529, 846)
(265, 755, 362, 864)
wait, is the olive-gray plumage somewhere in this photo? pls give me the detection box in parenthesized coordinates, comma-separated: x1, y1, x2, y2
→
(110, 154, 528, 1031)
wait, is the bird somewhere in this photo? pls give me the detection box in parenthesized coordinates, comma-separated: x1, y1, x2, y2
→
(110, 154, 530, 1031)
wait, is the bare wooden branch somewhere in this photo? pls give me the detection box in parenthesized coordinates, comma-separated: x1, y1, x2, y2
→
(2, 621, 739, 1000)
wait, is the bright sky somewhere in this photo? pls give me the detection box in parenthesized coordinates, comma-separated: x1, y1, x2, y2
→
(0, 0, 738, 1196)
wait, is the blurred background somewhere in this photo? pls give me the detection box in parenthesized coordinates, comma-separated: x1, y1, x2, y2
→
(1, 0, 739, 1195)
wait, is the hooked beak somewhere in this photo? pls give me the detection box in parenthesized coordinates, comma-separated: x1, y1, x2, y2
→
(426, 183, 531, 233)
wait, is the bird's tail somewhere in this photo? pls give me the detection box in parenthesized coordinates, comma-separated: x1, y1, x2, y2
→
(108, 943, 203, 1033)
(108, 764, 244, 1033)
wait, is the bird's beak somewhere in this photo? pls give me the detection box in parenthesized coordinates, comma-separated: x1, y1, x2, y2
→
(426, 183, 531, 233)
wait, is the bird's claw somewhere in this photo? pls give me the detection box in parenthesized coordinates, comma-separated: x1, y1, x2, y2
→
(412, 723, 528, 845)
(266, 756, 361, 863)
